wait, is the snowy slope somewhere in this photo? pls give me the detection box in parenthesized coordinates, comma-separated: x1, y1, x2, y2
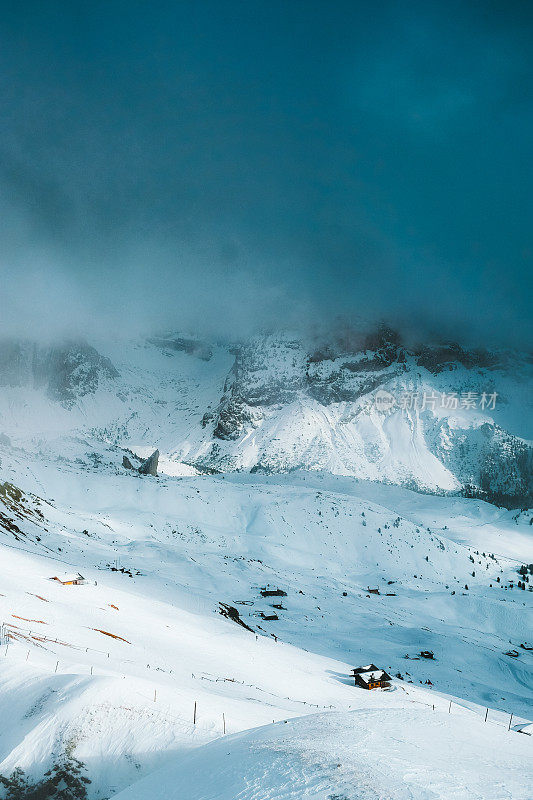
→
(114, 708, 533, 800)
(0, 327, 531, 798)
(0, 438, 531, 797)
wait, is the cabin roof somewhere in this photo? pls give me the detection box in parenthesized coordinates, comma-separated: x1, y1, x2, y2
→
(356, 669, 388, 684)
(352, 663, 379, 674)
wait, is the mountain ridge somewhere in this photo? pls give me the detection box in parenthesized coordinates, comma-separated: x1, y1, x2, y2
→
(0, 325, 531, 508)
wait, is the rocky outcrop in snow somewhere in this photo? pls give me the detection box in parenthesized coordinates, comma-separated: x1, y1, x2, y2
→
(429, 419, 533, 507)
(0, 339, 118, 405)
(138, 450, 159, 476)
(122, 450, 159, 476)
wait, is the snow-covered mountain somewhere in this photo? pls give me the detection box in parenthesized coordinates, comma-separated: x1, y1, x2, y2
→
(1, 325, 530, 507)
(0, 326, 531, 799)
(193, 328, 533, 506)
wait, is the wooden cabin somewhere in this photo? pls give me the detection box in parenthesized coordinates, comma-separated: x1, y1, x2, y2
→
(50, 573, 86, 586)
(260, 588, 287, 597)
(351, 665, 391, 690)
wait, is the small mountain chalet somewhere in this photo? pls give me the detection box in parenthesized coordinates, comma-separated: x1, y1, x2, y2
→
(351, 664, 391, 690)
(49, 573, 87, 586)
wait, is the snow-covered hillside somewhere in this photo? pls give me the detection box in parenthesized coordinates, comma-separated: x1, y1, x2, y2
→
(0, 328, 531, 798)
(0, 441, 531, 796)
(114, 708, 533, 800)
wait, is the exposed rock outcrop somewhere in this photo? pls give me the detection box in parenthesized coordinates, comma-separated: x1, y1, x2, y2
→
(122, 455, 134, 470)
(0, 339, 118, 405)
(138, 450, 159, 476)
(429, 420, 533, 507)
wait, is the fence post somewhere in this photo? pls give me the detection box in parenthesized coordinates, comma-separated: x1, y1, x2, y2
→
(223, 713, 226, 734)
(193, 701, 197, 724)
(508, 713, 513, 731)
(55, 661, 59, 673)
(154, 689, 157, 703)
(448, 701, 451, 713)
(484, 708, 488, 722)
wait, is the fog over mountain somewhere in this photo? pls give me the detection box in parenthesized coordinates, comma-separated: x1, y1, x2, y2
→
(0, 1, 532, 347)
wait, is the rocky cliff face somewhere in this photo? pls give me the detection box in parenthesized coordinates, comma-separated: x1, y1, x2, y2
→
(429, 419, 533, 507)
(192, 326, 532, 507)
(0, 340, 118, 404)
(211, 328, 407, 441)
(212, 335, 306, 441)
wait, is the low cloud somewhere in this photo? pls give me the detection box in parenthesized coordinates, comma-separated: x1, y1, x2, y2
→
(0, 1, 531, 350)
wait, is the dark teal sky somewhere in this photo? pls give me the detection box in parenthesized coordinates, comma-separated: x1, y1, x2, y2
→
(0, 1, 531, 345)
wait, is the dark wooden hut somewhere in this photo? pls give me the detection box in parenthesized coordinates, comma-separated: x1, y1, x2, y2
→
(351, 665, 391, 690)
